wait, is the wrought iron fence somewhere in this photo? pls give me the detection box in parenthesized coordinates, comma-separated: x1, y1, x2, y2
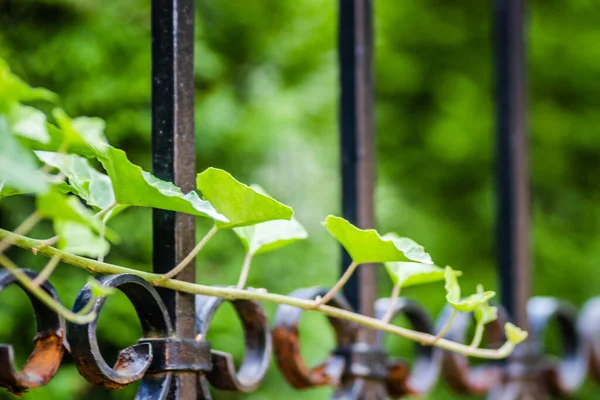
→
(1, 0, 598, 399)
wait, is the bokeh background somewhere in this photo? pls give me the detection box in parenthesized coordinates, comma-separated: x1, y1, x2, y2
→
(1, 0, 599, 398)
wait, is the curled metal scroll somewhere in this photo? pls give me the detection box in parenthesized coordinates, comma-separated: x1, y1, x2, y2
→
(0, 269, 65, 395)
(273, 287, 359, 389)
(374, 297, 440, 397)
(69, 274, 173, 399)
(579, 297, 600, 383)
(196, 289, 272, 392)
(527, 297, 587, 395)
(438, 304, 506, 394)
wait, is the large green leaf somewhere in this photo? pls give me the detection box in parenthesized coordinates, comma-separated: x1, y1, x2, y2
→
(233, 185, 307, 254)
(445, 267, 496, 312)
(97, 147, 227, 221)
(196, 168, 293, 229)
(384, 262, 452, 288)
(381, 233, 434, 264)
(10, 105, 50, 144)
(322, 215, 425, 264)
(0, 117, 48, 195)
(54, 220, 109, 258)
(35, 151, 127, 219)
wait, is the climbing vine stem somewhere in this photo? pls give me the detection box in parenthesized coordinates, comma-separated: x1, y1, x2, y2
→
(0, 228, 516, 359)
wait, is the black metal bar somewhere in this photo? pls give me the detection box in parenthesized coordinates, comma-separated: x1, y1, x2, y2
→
(151, 0, 197, 398)
(494, 0, 530, 329)
(338, 0, 376, 321)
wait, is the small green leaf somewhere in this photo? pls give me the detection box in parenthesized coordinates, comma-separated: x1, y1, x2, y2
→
(473, 285, 498, 325)
(505, 322, 528, 345)
(87, 277, 116, 298)
(0, 117, 48, 195)
(10, 105, 50, 144)
(384, 262, 449, 288)
(323, 215, 424, 264)
(445, 266, 461, 303)
(37, 192, 101, 231)
(35, 151, 125, 218)
(233, 185, 307, 254)
(97, 147, 227, 221)
(54, 220, 109, 257)
(196, 168, 292, 229)
(52, 109, 109, 156)
(381, 233, 433, 264)
(445, 268, 496, 312)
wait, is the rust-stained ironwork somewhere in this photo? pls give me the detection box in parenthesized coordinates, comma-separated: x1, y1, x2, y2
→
(1, 269, 600, 399)
(196, 291, 272, 393)
(151, 0, 199, 398)
(438, 306, 507, 395)
(0, 270, 64, 395)
(273, 287, 359, 389)
(1, 0, 599, 398)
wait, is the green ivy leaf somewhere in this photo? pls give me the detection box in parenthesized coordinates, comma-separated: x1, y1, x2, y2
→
(87, 277, 116, 298)
(10, 105, 50, 144)
(0, 182, 24, 198)
(54, 220, 109, 257)
(0, 117, 48, 195)
(196, 168, 293, 229)
(505, 322, 528, 345)
(233, 185, 307, 254)
(444, 266, 461, 303)
(473, 285, 499, 325)
(384, 262, 450, 288)
(97, 147, 227, 221)
(35, 151, 127, 219)
(37, 192, 101, 231)
(445, 267, 496, 312)
(322, 215, 425, 264)
(52, 109, 109, 156)
(381, 233, 434, 264)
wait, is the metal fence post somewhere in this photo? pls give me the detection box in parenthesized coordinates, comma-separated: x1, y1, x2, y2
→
(151, 0, 198, 398)
(494, 0, 530, 330)
(338, 0, 376, 327)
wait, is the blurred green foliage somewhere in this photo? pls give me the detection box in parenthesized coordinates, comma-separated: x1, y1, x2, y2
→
(0, 0, 599, 398)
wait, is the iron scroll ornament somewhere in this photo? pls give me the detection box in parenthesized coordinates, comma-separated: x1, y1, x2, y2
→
(0, 269, 65, 395)
(195, 290, 272, 394)
(437, 304, 508, 395)
(272, 288, 439, 399)
(68, 273, 175, 399)
(3, 269, 600, 399)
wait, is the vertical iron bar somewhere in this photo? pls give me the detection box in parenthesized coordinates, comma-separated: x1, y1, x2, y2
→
(338, 0, 376, 323)
(494, 0, 530, 329)
(151, 0, 197, 398)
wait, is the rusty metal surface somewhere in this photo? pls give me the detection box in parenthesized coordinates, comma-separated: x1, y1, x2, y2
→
(1, 270, 600, 399)
(273, 287, 359, 388)
(151, 0, 198, 397)
(438, 305, 506, 394)
(0, 269, 65, 395)
(374, 298, 440, 397)
(196, 290, 272, 392)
